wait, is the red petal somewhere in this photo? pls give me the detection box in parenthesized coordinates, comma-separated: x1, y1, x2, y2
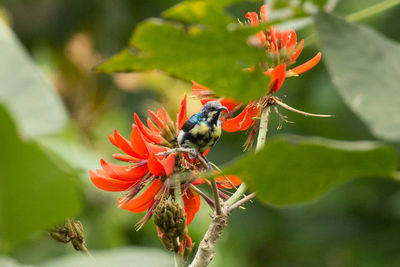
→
(147, 118, 160, 133)
(270, 26, 279, 53)
(182, 188, 201, 225)
(291, 52, 322, 75)
(177, 95, 188, 131)
(219, 98, 242, 113)
(200, 98, 214, 106)
(291, 39, 304, 62)
(260, 4, 268, 22)
(202, 147, 211, 156)
(119, 179, 162, 213)
(245, 12, 259, 26)
(89, 170, 133, 192)
(281, 30, 290, 48)
(192, 178, 205, 186)
(160, 107, 172, 125)
(148, 110, 164, 128)
(108, 134, 117, 147)
(191, 81, 214, 97)
(148, 154, 166, 176)
(100, 159, 148, 181)
(222, 103, 260, 132)
(267, 63, 286, 93)
(200, 98, 240, 113)
(161, 154, 176, 176)
(114, 129, 140, 158)
(130, 125, 149, 158)
(146, 143, 167, 155)
(112, 153, 138, 162)
(134, 113, 164, 144)
(288, 30, 297, 49)
(216, 175, 242, 189)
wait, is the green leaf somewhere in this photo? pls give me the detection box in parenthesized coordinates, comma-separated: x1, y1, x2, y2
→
(315, 12, 400, 141)
(0, 107, 81, 252)
(162, 1, 232, 27)
(40, 247, 173, 267)
(97, 2, 270, 103)
(0, 19, 67, 138)
(224, 135, 397, 206)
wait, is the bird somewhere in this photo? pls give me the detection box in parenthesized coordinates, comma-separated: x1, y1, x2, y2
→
(177, 101, 228, 164)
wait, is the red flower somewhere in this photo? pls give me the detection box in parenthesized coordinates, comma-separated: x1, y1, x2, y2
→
(192, 4, 321, 135)
(245, 5, 321, 91)
(90, 96, 241, 227)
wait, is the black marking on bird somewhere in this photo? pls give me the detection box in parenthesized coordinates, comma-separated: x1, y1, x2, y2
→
(178, 101, 228, 163)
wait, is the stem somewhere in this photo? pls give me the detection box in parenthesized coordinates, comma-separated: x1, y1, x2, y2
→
(347, 0, 400, 22)
(174, 253, 184, 267)
(189, 204, 229, 267)
(211, 179, 222, 215)
(255, 107, 271, 151)
(226, 107, 271, 206)
(274, 98, 333, 118)
(229, 193, 256, 212)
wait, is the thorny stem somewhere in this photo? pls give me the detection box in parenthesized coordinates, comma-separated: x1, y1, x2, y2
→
(211, 179, 222, 215)
(229, 193, 256, 211)
(226, 106, 271, 206)
(190, 105, 273, 267)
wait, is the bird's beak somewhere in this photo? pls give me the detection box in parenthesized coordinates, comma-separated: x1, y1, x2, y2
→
(219, 106, 229, 112)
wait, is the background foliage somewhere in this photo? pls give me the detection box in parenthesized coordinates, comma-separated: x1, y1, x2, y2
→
(0, 0, 399, 266)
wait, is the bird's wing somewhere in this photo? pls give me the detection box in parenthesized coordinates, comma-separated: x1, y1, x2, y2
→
(181, 113, 201, 132)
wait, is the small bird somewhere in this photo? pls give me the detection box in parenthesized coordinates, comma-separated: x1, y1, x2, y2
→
(178, 101, 228, 162)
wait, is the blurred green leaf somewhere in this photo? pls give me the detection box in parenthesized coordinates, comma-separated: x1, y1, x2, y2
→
(97, 1, 270, 103)
(0, 107, 81, 252)
(0, 256, 29, 267)
(315, 12, 400, 141)
(40, 247, 173, 267)
(224, 135, 397, 205)
(162, 1, 232, 27)
(0, 19, 67, 139)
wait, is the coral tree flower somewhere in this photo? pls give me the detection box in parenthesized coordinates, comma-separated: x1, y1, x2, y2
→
(90, 96, 241, 227)
(192, 4, 321, 137)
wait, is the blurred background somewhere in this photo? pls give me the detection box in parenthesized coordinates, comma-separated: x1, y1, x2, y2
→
(1, 0, 400, 266)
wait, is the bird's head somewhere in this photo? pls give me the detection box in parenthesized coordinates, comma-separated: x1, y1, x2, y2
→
(201, 101, 228, 122)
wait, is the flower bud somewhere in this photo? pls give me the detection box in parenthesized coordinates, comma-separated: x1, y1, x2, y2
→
(153, 199, 187, 252)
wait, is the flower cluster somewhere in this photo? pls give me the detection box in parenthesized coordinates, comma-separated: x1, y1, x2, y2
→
(90, 96, 241, 230)
(192, 4, 322, 147)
